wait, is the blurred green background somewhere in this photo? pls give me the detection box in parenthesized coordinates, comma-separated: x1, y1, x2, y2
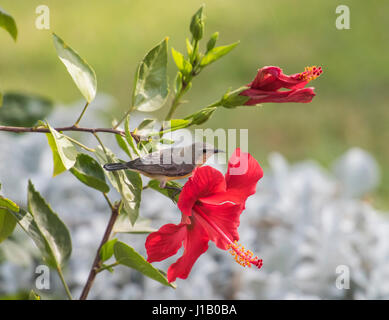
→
(1, 0, 388, 207)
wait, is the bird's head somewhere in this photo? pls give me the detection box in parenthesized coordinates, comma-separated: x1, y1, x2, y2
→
(191, 142, 224, 165)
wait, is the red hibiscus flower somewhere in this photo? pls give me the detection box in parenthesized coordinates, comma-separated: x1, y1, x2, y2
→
(240, 65, 322, 105)
(145, 148, 264, 282)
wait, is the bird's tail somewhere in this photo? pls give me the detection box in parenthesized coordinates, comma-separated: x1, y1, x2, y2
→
(103, 162, 129, 171)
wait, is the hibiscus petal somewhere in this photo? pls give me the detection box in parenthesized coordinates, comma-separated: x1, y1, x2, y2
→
(225, 148, 263, 204)
(167, 219, 209, 282)
(178, 166, 226, 216)
(250, 66, 310, 91)
(241, 87, 316, 105)
(146, 223, 187, 263)
(195, 203, 242, 250)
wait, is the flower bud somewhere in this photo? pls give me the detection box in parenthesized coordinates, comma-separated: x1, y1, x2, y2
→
(219, 87, 250, 108)
(190, 6, 205, 41)
(206, 32, 219, 52)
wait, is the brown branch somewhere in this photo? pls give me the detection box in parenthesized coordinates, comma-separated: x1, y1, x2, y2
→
(0, 125, 140, 140)
(79, 202, 120, 300)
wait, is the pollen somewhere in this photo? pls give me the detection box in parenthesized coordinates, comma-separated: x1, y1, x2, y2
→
(227, 241, 263, 269)
(299, 66, 322, 82)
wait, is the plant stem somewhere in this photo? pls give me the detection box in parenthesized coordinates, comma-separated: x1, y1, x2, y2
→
(102, 192, 114, 210)
(56, 266, 73, 300)
(164, 85, 186, 121)
(96, 261, 120, 274)
(0, 125, 140, 140)
(113, 106, 134, 130)
(73, 101, 90, 127)
(79, 201, 120, 300)
(64, 135, 95, 152)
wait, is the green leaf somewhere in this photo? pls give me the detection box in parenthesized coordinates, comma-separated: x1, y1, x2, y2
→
(0, 208, 17, 243)
(8, 181, 72, 269)
(0, 195, 19, 212)
(99, 238, 118, 262)
(114, 241, 175, 288)
(136, 118, 156, 136)
(0, 93, 53, 127)
(0, 7, 17, 41)
(200, 42, 239, 67)
(0, 91, 3, 107)
(52, 33, 97, 103)
(95, 147, 142, 225)
(46, 123, 78, 176)
(28, 290, 41, 300)
(132, 38, 169, 112)
(0, 194, 18, 243)
(125, 115, 140, 157)
(173, 72, 183, 95)
(70, 153, 109, 193)
(148, 180, 182, 203)
(113, 215, 157, 234)
(115, 134, 133, 159)
(171, 48, 192, 77)
(185, 38, 193, 57)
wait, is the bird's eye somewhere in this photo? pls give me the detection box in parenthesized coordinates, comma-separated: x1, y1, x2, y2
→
(202, 148, 208, 153)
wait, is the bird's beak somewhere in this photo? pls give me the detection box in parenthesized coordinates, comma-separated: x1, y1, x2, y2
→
(213, 149, 225, 153)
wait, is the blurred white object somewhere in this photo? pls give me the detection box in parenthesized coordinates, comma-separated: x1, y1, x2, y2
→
(332, 148, 380, 197)
(0, 97, 388, 300)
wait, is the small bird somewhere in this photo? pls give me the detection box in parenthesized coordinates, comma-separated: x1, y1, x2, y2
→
(103, 142, 222, 188)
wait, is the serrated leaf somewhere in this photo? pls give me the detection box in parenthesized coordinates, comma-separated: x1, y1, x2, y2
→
(0, 93, 53, 126)
(95, 147, 142, 225)
(113, 215, 157, 234)
(99, 238, 118, 262)
(0, 208, 17, 243)
(132, 38, 169, 112)
(0, 7, 17, 41)
(114, 241, 175, 288)
(53, 33, 97, 103)
(171, 48, 192, 77)
(8, 181, 72, 269)
(70, 153, 109, 193)
(46, 124, 78, 176)
(200, 42, 239, 67)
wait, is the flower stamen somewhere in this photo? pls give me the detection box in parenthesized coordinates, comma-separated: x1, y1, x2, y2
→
(298, 66, 322, 82)
(195, 206, 263, 270)
(227, 241, 263, 269)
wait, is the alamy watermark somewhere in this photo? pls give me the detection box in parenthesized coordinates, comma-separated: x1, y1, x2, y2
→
(335, 5, 350, 30)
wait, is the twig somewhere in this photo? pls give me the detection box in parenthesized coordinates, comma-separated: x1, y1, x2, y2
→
(79, 201, 120, 300)
(0, 125, 140, 140)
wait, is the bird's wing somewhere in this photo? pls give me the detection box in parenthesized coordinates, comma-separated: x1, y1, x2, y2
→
(128, 152, 196, 177)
